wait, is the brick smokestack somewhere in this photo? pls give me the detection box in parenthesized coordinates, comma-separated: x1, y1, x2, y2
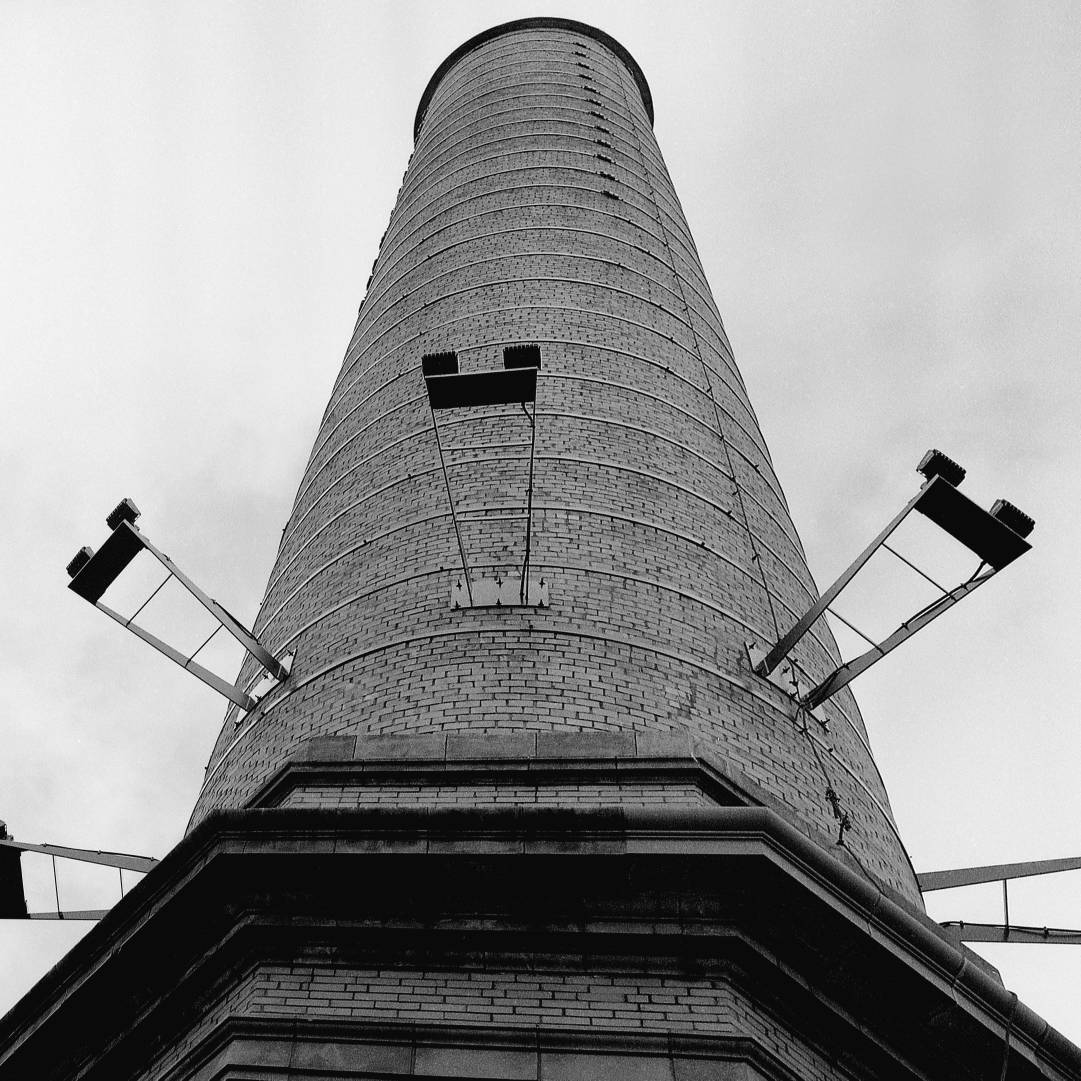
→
(190, 17, 918, 902)
(7, 20, 1080, 1081)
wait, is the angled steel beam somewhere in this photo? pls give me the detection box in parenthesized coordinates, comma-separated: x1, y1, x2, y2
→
(68, 517, 289, 707)
(940, 921, 1081, 946)
(801, 568, 997, 709)
(0, 838, 158, 874)
(26, 910, 110, 921)
(919, 855, 1081, 892)
(94, 599, 258, 711)
(754, 483, 928, 678)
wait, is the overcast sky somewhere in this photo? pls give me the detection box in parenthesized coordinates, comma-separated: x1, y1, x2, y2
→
(3, 0, 1080, 1044)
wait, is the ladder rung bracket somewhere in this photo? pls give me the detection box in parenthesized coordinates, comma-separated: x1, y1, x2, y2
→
(880, 542, 949, 594)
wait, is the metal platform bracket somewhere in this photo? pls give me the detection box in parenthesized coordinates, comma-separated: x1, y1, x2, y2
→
(750, 450, 1034, 710)
(0, 821, 158, 921)
(919, 855, 1081, 946)
(423, 347, 543, 607)
(67, 500, 291, 712)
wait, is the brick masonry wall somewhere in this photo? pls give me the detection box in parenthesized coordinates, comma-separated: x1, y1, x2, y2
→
(189, 22, 919, 902)
(278, 780, 711, 810)
(140, 961, 851, 1081)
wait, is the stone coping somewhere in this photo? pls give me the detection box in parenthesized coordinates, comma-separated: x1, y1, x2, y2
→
(249, 730, 916, 911)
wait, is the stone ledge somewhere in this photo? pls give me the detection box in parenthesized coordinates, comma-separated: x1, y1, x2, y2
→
(184, 1018, 779, 1081)
(1, 805, 1076, 1080)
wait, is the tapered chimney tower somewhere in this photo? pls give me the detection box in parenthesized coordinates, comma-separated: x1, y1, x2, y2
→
(188, 17, 917, 900)
(2, 18, 1078, 1081)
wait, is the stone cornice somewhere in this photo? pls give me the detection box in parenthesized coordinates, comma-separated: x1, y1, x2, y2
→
(0, 806, 1077, 1079)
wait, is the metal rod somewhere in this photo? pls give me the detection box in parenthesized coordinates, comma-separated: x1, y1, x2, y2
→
(825, 606, 879, 649)
(133, 526, 288, 682)
(126, 572, 172, 626)
(521, 400, 537, 603)
(96, 600, 258, 711)
(881, 542, 949, 594)
(802, 568, 996, 709)
(755, 483, 929, 677)
(940, 921, 1081, 946)
(428, 403, 474, 605)
(119, 867, 125, 898)
(187, 623, 221, 666)
(1003, 879, 1010, 931)
(52, 855, 62, 919)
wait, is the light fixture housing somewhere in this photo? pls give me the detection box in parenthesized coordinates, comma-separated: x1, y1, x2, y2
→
(917, 448, 966, 487)
(66, 547, 95, 579)
(990, 499, 1035, 538)
(503, 344, 541, 370)
(421, 350, 459, 377)
(105, 498, 141, 532)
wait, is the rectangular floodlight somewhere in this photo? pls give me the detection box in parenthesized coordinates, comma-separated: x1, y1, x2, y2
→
(68, 521, 146, 604)
(751, 451, 1034, 708)
(421, 350, 459, 377)
(914, 476, 1031, 570)
(503, 344, 541, 370)
(66, 515, 289, 711)
(424, 367, 537, 410)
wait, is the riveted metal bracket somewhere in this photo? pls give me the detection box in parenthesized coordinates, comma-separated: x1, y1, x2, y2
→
(745, 643, 830, 731)
(452, 574, 549, 609)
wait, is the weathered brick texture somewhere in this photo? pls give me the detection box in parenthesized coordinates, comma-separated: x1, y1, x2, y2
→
(141, 962, 851, 1081)
(190, 20, 919, 902)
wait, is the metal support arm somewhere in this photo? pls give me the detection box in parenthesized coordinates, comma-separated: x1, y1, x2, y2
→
(941, 922, 1081, 946)
(800, 568, 997, 709)
(918, 855, 1081, 892)
(0, 838, 158, 873)
(754, 484, 928, 678)
(68, 519, 290, 709)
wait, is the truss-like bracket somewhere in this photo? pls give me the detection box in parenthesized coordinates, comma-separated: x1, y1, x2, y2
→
(743, 644, 830, 731)
(751, 452, 1033, 709)
(423, 346, 542, 608)
(67, 503, 290, 711)
(920, 856, 1081, 947)
(0, 829, 158, 921)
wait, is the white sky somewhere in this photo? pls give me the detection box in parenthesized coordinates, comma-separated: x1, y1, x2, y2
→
(2, 0, 1080, 1045)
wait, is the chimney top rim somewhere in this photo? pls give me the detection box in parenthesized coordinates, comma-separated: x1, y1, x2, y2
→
(414, 17, 654, 142)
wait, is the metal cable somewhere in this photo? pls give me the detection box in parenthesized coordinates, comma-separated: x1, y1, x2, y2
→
(614, 68, 781, 639)
(428, 401, 474, 605)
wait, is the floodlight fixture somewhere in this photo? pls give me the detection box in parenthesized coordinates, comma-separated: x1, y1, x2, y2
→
(105, 497, 141, 531)
(0, 823, 27, 919)
(421, 350, 459, 377)
(990, 498, 1035, 539)
(503, 343, 542, 370)
(918, 855, 1081, 947)
(917, 448, 966, 487)
(421, 346, 543, 608)
(748, 449, 1033, 711)
(66, 546, 94, 579)
(67, 502, 291, 712)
